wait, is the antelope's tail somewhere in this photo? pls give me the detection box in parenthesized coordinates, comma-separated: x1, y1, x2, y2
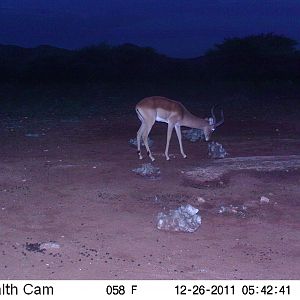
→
(135, 107, 144, 122)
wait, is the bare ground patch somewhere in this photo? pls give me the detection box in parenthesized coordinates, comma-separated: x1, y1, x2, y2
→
(0, 118, 299, 279)
(182, 155, 300, 188)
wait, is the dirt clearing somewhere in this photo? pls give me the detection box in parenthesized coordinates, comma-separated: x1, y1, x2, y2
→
(0, 116, 299, 279)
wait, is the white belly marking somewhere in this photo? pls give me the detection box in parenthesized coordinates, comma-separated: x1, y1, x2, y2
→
(155, 116, 167, 123)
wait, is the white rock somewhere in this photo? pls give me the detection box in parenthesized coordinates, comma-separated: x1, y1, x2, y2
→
(260, 196, 270, 203)
(197, 197, 206, 203)
(40, 242, 61, 250)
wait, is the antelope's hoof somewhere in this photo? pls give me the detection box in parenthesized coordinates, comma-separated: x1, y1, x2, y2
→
(150, 157, 155, 162)
(139, 156, 143, 160)
(182, 154, 187, 159)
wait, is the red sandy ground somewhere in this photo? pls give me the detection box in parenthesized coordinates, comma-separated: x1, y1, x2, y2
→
(0, 116, 299, 279)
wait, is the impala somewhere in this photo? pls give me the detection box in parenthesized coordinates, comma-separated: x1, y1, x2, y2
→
(135, 96, 224, 161)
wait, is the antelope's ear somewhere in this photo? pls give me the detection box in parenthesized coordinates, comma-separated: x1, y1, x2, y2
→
(208, 117, 214, 125)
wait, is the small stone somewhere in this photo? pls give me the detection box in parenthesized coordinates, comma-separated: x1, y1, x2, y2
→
(260, 196, 270, 204)
(197, 197, 206, 203)
(132, 163, 160, 179)
(40, 242, 61, 250)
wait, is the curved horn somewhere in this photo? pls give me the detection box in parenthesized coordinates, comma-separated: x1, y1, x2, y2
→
(211, 105, 217, 124)
(215, 109, 224, 127)
(211, 105, 224, 127)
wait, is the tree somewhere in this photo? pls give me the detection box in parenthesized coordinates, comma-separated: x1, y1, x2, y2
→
(204, 33, 299, 80)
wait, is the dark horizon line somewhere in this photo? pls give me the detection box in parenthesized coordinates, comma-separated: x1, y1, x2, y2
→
(1, 32, 299, 60)
(0, 41, 206, 60)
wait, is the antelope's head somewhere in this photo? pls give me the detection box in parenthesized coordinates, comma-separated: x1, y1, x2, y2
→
(203, 105, 224, 141)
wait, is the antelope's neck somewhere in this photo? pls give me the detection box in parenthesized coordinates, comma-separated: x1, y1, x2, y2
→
(181, 109, 207, 129)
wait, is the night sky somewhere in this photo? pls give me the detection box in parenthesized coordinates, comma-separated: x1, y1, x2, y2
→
(0, 0, 299, 58)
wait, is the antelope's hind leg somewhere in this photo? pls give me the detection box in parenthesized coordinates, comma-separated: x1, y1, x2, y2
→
(142, 122, 155, 161)
(165, 123, 175, 160)
(175, 124, 187, 158)
(137, 122, 145, 159)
